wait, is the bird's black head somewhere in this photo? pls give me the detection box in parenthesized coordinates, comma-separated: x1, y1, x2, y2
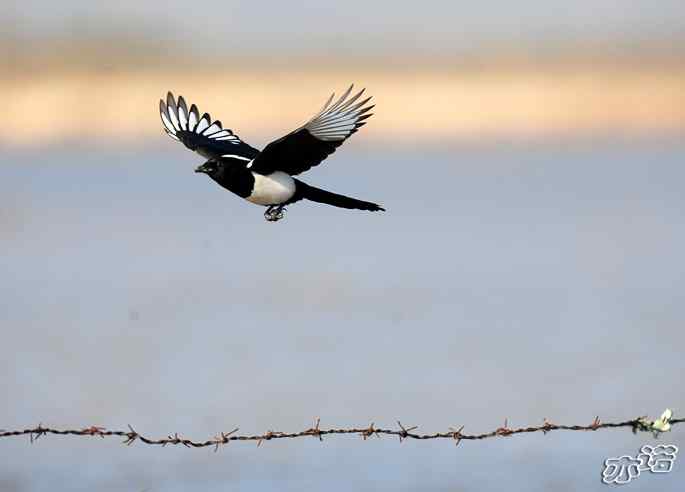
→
(194, 160, 221, 177)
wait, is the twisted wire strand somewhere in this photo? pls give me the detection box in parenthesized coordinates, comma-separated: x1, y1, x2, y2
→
(1, 415, 681, 451)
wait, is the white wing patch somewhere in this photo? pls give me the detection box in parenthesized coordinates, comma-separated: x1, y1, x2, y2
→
(188, 110, 198, 131)
(304, 85, 374, 141)
(196, 115, 210, 134)
(221, 154, 252, 162)
(160, 92, 242, 145)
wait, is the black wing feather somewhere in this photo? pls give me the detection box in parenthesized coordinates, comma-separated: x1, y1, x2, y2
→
(159, 92, 259, 161)
(250, 85, 374, 176)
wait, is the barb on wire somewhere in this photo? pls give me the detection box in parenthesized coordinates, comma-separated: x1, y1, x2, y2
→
(0, 409, 679, 451)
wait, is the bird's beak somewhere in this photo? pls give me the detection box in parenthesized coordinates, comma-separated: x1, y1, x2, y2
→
(195, 164, 209, 174)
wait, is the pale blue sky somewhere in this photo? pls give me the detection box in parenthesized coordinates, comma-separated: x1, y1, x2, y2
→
(4, 0, 685, 56)
(2, 140, 684, 491)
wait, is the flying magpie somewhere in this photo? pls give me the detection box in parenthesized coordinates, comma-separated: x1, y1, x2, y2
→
(159, 85, 385, 221)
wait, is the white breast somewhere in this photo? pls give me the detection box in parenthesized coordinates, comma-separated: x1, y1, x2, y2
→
(246, 171, 296, 206)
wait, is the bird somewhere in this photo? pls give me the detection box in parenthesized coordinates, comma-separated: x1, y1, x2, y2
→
(159, 85, 385, 222)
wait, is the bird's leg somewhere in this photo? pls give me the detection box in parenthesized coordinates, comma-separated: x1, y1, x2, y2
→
(264, 205, 286, 222)
(274, 205, 286, 221)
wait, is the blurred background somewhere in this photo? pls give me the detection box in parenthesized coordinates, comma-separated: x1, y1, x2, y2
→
(1, 1, 684, 491)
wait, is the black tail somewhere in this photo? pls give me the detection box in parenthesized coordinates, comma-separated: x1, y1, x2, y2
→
(294, 180, 385, 212)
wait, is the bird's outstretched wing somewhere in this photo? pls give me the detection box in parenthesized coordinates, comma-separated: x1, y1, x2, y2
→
(159, 92, 260, 161)
(249, 85, 373, 176)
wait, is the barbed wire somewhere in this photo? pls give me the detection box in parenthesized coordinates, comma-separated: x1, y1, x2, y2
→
(0, 414, 681, 451)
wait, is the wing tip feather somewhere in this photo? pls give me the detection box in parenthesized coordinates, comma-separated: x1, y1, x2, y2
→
(159, 93, 250, 151)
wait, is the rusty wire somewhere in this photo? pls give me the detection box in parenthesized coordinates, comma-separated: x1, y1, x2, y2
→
(0, 415, 681, 451)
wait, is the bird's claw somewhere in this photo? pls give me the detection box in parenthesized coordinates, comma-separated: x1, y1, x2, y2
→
(264, 206, 286, 222)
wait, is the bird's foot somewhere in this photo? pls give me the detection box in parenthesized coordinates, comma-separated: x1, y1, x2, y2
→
(264, 206, 286, 222)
